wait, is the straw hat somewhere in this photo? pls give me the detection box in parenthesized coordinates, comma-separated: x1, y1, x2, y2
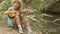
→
(11, 0, 21, 4)
(12, 0, 21, 2)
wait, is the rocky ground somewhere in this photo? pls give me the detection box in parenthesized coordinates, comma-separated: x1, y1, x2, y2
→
(0, 20, 19, 34)
(0, 15, 42, 34)
(0, 21, 42, 34)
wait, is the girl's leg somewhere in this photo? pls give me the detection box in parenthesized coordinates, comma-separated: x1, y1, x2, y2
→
(12, 18, 16, 25)
(15, 16, 23, 34)
(23, 18, 32, 32)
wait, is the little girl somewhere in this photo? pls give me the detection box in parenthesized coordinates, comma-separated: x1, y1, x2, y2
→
(5, 0, 33, 34)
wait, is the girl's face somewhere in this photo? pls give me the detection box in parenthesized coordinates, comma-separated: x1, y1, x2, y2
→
(13, 2, 20, 9)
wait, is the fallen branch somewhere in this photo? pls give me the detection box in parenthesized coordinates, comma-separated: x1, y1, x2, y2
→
(25, 15, 40, 23)
(41, 13, 53, 17)
(0, 0, 6, 10)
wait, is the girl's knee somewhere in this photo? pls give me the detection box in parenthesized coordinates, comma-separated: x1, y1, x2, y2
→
(24, 18, 29, 23)
(15, 16, 20, 19)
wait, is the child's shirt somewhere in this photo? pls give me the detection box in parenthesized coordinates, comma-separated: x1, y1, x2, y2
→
(6, 7, 20, 19)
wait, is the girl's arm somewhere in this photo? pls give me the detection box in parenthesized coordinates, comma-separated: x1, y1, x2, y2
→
(4, 11, 9, 15)
(4, 8, 11, 15)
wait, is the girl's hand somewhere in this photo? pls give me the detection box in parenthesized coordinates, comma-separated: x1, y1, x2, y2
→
(21, 14, 24, 17)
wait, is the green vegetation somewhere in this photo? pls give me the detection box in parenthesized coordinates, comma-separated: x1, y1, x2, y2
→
(0, 0, 60, 34)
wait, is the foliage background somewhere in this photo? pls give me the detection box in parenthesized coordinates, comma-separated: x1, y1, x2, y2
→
(0, 0, 60, 34)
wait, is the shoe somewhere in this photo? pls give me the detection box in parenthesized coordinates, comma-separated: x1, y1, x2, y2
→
(28, 31, 34, 34)
(19, 32, 23, 34)
(20, 33, 23, 34)
(19, 30, 24, 34)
